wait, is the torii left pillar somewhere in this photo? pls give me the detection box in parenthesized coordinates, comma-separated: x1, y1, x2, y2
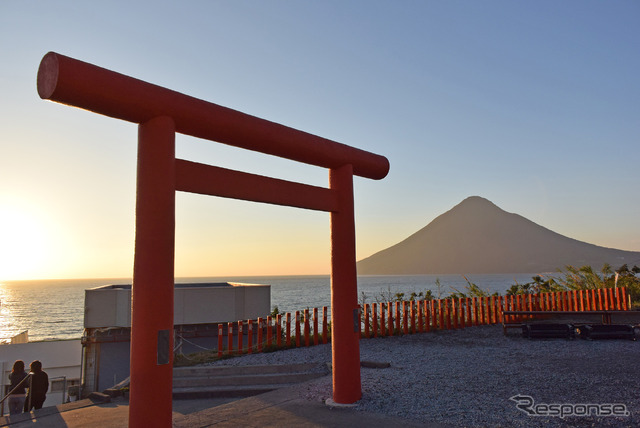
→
(129, 116, 176, 426)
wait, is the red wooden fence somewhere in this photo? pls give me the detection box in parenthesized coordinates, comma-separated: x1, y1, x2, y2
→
(212, 286, 630, 355)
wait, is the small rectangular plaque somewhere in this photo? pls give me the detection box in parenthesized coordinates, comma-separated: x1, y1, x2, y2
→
(157, 329, 170, 365)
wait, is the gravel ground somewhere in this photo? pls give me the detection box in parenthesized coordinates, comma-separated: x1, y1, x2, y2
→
(205, 325, 639, 427)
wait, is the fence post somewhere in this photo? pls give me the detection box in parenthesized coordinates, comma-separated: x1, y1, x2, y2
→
(295, 311, 301, 347)
(388, 302, 394, 335)
(556, 292, 562, 311)
(609, 288, 614, 311)
(570, 291, 575, 311)
(228, 322, 234, 355)
(471, 296, 478, 326)
(247, 320, 253, 354)
(402, 301, 408, 334)
(217, 324, 223, 357)
(458, 298, 465, 329)
(267, 316, 273, 347)
(585, 290, 591, 311)
(277, 314, 283, 347)
(257, 318, 263, 352)
(364, 304, 370, 338)
(395, 302, 401, 334)
(237, 321, 243, 354)
(322, 307, 328, 344)
(424, 301, 431, 332)
(303, 309, 310, 346)
(313, 308, 318, 346)
(489, 296, 498, 324)
(410, 301, 416, 333)
(580, 290, 591, 311)
(545, 293, 550, 311)
(490, 296, 497, 324)
(557, 292, 563, 311)
(545, 293, 551, 311)
(417, 300, 423, 333)
(431, 299, 437, 330)
(451, 299, 458, 329)
(445, 299, 452, 330)
(369, 303, 376, 337)
(597, 289, 603, 311)
(286, 312, 292, 347)
(438, 299, 444, 329)
(490, 296, 496, 324)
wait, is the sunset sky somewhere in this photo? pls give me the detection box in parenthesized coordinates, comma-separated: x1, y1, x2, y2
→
(1, 1, 638, 280)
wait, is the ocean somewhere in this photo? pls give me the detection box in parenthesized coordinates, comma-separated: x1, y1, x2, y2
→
(0, 273, 542, 343)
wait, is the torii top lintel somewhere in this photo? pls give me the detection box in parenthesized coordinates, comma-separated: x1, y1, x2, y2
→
(37, 51, 389, 181)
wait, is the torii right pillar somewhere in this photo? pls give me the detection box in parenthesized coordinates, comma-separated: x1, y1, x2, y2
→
(329, 164, 361, 403)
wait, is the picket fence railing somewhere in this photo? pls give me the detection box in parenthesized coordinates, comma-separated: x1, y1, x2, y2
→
(215, 286, 630, 356)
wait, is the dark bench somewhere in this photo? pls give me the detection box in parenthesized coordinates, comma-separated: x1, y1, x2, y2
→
(502, 310, 614, 335)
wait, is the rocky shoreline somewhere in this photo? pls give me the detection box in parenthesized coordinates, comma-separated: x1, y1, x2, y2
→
(205, 324, 639, 427)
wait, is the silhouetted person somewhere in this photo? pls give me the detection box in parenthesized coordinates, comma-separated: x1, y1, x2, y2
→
(7, 360, 28, 415)
(24, 360, 48, 412)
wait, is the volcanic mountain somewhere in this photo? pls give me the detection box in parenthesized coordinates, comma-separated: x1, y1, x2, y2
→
(357, 196, 640, 275)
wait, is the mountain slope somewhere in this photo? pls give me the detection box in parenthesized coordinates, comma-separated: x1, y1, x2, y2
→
(357, 196, 640, 274)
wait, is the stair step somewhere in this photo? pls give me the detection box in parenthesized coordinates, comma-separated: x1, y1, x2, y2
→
(172, 383, 295, 399)
(173, 362, 324, 378)
(173, 371, 325, 387)
(170, 363, 329, 398)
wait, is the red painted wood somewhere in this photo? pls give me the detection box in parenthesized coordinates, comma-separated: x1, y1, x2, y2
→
(129, 117, 175, 428)
(37, 52, 389, 180)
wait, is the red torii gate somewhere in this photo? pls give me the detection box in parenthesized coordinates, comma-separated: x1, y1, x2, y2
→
(37, 52, 389, 427)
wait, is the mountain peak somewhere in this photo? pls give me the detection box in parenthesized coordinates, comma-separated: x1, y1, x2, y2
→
(453, 196, 502, 212)
(357, 196, 640, 275)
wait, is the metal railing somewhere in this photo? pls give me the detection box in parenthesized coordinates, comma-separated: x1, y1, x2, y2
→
(0, 375, 67, 416)
(0, 373, 30, 417)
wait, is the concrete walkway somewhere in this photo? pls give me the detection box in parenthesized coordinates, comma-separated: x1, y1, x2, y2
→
(0, 376, 451, 427)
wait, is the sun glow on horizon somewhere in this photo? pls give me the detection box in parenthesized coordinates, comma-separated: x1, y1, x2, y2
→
(0, 201, 52, 281)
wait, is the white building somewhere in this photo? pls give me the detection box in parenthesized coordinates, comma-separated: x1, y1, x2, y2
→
(82, 282, 270, 393)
